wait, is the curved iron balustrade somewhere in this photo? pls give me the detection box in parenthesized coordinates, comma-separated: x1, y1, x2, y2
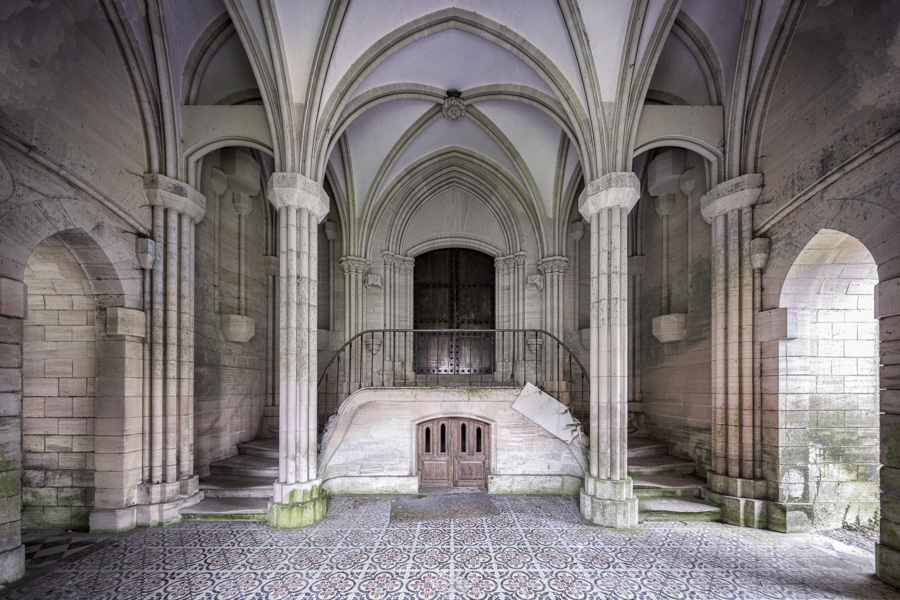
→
(316, 329, 588, 440)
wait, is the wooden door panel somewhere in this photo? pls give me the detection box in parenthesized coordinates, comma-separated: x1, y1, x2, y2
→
(455, 460, 485, 486)
(418, 417, 489, 490)
(422, 460, 450, 486)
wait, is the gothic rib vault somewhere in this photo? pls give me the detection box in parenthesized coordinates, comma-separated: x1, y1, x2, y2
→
(0, 0, 899, 589)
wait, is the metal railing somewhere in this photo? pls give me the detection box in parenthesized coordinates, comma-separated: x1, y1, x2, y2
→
(317, 329, 588, 439)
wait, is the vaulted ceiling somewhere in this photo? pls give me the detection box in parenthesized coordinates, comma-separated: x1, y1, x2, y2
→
(107, 0, 796, 231)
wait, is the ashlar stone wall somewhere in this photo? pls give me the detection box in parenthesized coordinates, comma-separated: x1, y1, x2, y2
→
(193, 150, 272, 473)
(774, 230, 879, 528)
(21, 236, 95, 529)
(634, 150, 713, 473)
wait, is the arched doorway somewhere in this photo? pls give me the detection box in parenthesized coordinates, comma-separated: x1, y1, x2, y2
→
(772, 229, 880, 530)
(413, 249, 495, 375)
(418, 417, 490, 489)
(21, 234, 97, 530)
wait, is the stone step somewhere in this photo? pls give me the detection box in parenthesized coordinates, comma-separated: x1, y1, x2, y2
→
(238, 438, 279, 459)
(209, 454, 278, 478)
(639, 497, 721, 522)
(199, 475, 274, 498)
(627, 437, 669, 458)
(633, 474, 706, 498)
(180, 497, 269, 520)
(628, 455, 695, 476)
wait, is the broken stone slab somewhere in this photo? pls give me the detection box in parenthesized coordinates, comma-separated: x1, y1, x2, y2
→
(512, 383, 579, 443)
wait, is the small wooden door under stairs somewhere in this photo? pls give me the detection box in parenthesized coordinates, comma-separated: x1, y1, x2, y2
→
(418, 417, 489, 489)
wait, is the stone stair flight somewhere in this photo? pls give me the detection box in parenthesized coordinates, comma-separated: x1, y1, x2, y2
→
(180, 438, 278, 521)
(628, 436, 721, 522)
(181, 434, 719, 522)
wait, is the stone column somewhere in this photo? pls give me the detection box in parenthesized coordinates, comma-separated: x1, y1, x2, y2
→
(628, 255, 644, 406)
(131, 174, 204, 527)
(538, 257, 569, 400)
(267, 173, 329, 527)
(538, 257, 569, 340)
(648, 150, 687, 344)
(875, 276, 900, 587)
(340, 256, 370, 340)
(578, 172, 640, 527)
(700, 174, 768, 527)
(219, 149, 259, 343)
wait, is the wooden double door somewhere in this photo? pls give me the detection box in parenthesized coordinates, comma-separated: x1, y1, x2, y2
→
(413, 249, 495, 375)
(418, 417, 489, 489)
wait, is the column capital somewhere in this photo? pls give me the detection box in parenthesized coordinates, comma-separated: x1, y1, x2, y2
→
(493, 255, 513, 272)
(398, 256, 415, 274)
(143, 174, 206, 223)
(578, 172, 640, 220)
(339, 256, 370, 275)
(267, 173, 329, 221)
(537, 256, 569, 275)
(514, 251, 527, 266)
(700, 174, 763, 223)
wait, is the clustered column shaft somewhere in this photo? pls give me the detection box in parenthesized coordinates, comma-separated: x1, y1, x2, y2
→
(267, 173, 329, 527)
(144, 174, 205, 487)
(577, 173, 640, 528)
(340, 256, 370, 340)
(700, 174, 769, 526)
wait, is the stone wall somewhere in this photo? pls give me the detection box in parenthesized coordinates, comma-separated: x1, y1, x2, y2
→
(21, 236, 96, 529)
(770, 230, 879, 528)
(635, 151, 713, 473)
(320, 387, 585, 495)
(193, 151, 271, 473)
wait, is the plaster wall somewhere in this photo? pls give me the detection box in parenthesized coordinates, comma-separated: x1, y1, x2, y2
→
(320, 387, 586, 495)
(0, 1, 148, 224)
(756, 2, 900, 227)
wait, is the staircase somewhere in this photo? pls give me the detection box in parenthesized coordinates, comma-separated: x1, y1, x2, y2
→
(628, 436, 721, 522)
(180, 438, 278, 521)
(180, 435, 719, 522)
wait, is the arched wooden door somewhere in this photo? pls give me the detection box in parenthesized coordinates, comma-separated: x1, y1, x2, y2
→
(413, 248, 495, 374)
(418, 418, 489, 489)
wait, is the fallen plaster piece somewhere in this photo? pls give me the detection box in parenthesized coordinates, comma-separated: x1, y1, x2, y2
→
(512, 383, 579, 443)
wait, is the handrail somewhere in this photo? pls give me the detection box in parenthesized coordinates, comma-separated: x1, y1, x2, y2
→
(316, 329, 589, 442)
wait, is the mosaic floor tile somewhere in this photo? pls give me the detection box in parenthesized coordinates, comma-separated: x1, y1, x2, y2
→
(3, 495, 899, 599)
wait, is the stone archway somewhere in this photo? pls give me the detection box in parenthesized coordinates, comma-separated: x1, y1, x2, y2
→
(21, 234, 99, 530)
(766, 229, 880, 532)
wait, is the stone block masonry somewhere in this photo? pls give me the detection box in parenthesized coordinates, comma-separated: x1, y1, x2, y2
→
(21, 237, 96, 530)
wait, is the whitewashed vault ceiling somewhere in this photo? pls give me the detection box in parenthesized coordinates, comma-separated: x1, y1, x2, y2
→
(103, 0, 795, 242)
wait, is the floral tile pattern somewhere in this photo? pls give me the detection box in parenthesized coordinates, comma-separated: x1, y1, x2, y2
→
(3, 495, 897, 599)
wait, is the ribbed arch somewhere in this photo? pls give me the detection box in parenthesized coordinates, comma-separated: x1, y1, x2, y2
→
(363, 148, 547, 260)
(310, 8, 593, 182)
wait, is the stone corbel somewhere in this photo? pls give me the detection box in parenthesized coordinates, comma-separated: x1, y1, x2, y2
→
(526, 274, 544, 291)
(106, 307, 146, 338)
(651, 313, 687, 343)
(364, 274, 383, 290)
(220, 313, 256, 343)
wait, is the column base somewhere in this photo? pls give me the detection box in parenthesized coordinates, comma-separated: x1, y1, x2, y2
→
(704, 473, 768, 528)
(0, 545, 24, 583)
(579, 476, 638, 528)
(268, 479, 328, 528)
(767, 502, 814, 533)
(876, 544, 900, 590)
(702, 489, 767, 528)
(91, 476, 202, 532)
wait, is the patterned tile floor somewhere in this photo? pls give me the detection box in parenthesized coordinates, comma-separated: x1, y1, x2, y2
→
(3, 495, 897, 599)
